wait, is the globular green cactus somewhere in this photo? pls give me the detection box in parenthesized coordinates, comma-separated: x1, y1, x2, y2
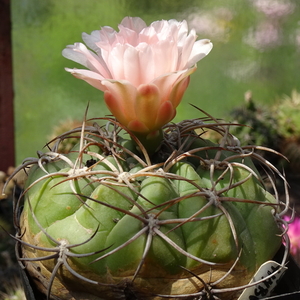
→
(229, 90, 300, 176)
(229, 91, 280, 151)
(274, 90, 300, 139)
(272, 90, 300, 172)
(47, 119, 84, 154)
(10, 114, 288, 300)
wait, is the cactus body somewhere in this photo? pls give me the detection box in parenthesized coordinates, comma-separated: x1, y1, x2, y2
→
(16, 117, 285, 300)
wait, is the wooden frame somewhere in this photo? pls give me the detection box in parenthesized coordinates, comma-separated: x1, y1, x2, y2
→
(0, 0, 15, 172)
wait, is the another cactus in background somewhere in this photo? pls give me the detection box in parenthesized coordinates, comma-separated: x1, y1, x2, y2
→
(47, 119, 84, 154)
(230, 90, 300, 172)
(274, 90, 300, 139)
(6, 17, 289, 300)
(272, 90, 300, 172)
(229, 91, 280, 152)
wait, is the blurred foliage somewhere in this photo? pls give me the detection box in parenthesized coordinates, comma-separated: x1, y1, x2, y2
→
(11, 0, 300, 164)
(229, 91, 280, 149)
(12, 0, 53, 26)
(229, 90, 300, 173)
(273, 90, 300, 138)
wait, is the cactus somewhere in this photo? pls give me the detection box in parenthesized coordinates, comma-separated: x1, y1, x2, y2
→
(8, 113, 288, 300)
(274, 90, 300, 140)
(229, 91, 280, 152)
(230, 90, 300, 172)
(47, 119, 85, 154)
(272, 90, 300, 172)
(6, 17, 290, 300)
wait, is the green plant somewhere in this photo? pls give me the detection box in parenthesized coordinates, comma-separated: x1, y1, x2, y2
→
(8, 112, 287, 300)
(6, 17, 289, 300)
(272, 90, 300, 172)
(229, 91, 280, 150)
(229, 90, 300, 173)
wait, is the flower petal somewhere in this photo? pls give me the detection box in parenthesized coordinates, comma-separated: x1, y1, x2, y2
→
(155, 101, 176, 129)
(177, 29, 197, 69)
(127, 120, 149, 133)
(186, 39, 213, 68)
(169, 76, 191, 109)
(135, 84, 161, 129)
(62, 42, 112, 78)
(152, 66, 196, 107)
(82, 30, 102, 53)
(102, 80, 137, 125)
(123, 46, 142, 86)
(65, 68, 106, 91)
(120, 17, 147, 33)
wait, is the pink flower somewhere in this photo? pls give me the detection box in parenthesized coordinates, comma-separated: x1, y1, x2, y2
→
(62, 17, 212, 135)
(283, 215, 300, 256)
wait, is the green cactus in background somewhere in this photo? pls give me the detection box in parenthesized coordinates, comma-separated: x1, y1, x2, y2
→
(229, 90, 300, 174)
(229, 91, 280, 151)
(47, 119, 85, 154)
(274, 90, 300, 139)
(272, 90, 300, 172)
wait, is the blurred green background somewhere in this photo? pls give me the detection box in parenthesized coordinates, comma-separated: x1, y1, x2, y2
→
(11, 0, 300, 164)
